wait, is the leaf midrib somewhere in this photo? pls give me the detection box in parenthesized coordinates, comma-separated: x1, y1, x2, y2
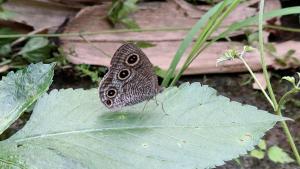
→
(11, 120, 278, 143)
(0, 158, 26, 169)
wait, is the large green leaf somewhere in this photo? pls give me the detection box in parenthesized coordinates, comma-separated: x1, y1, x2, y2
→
(0, 63, 55, 135)
(0, 83, 286, 169)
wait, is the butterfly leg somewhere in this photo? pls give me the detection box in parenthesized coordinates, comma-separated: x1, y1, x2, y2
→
(141, 100, 150, 113)
(153, 95, 168, 116)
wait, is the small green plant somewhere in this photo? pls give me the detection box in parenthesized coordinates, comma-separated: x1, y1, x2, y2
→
(75, 64, 106, 83)
(0, 28, 67, 73)
(158, 0, 300, 166)
(250, 139, 266, 160)
(107, 0, 139, 29)
(263, 43, 300, 67)
(250, 139, 295, 164)
(17, 37, 55, 63)
(219, 44, 300, 165)
(0, 0, 14, 20)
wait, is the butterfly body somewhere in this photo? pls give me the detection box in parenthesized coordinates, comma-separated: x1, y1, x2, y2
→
(99, 43, 161, 109)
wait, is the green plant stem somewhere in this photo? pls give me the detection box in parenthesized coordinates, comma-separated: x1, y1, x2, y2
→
(0, 59, 11, 66)
(241, 51, 300, 166)
(258, 0, 300, 165)
(1, 24, 299, 39)
(169, 0, 241, 86)
(264, 24, 300, 33)
(278, 88, 300, 108)
(190, 0, 240, 64)
(276, 109, 300, 165)
(79, 34, 111, 58)
(258, 0, 278, 110)
(239, 56, 274, 109)
(161, 1, 229, 87)
(241, 53, 300, 166)
(0, 27, 191, 38)
(186, 0, 241, 70)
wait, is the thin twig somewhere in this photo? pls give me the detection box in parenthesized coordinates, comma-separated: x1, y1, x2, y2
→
(79, 34, 111, 58)
(239, 55, 275, 109)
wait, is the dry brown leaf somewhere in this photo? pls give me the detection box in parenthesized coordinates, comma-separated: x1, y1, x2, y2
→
(60, 0, 289, 75)
(268, 41, 300, 69)
(63, 39, 270, 75)
(3, 0, 78, 30)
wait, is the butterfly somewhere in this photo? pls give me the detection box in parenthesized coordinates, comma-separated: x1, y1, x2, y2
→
(99, 43, 161, 109)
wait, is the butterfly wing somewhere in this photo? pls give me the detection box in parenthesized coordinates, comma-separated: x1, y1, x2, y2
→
(99, 43, 160, 109)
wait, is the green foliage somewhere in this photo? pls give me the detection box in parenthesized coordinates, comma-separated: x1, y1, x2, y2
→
(0, 9, 14, 20)
(243, 46, 254, 52)
(217, 45, 253, 64)
(250, 149, 265, 159)
(257, 139, 266, 150)
(0, 63, 287, 168)
(246, 31, 259, 44)
(282, 76, 296, 87)
(215, 1, 300, 164)
(154, 66, 169, 79)
(249, 140, 294, 164)
(0, 28, 17, 56)
(0, 63, 55, 135)
(0, 29, 66, 73)
(265, 43, 299, 67)
(240, 0, 300, 164)
(217, 49, 239, 63)
(0, 1, 299, 167)
(282, 73, 300, 89)
(107, 0, 139, 29)
(135, 41, 156, 48)
(0, 2, 14, 20)
(0, 0, 13, 19)
(268, 146, 295, 163)
(0, 43, 11, 56)
(162, 3, 300, 86)
(17, 37, 54, 63)
(75, 64, 106, 83)
(250, 140, 266, 159)
(162, 0, 242, 86)
(278, 73, 300, 116)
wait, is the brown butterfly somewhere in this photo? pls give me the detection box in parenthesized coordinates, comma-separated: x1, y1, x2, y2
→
(99, 43, 161, 109)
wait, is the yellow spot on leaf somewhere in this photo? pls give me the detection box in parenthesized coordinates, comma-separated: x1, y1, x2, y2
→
(239, 133, 252, 144)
